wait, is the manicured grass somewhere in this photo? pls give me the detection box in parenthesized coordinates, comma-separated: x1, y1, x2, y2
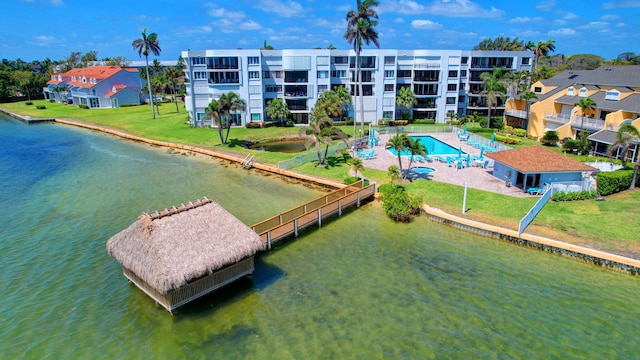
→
(3, 100, 639, 256)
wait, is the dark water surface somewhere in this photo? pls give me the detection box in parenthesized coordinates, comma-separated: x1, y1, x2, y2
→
(1, 116, 639, 359)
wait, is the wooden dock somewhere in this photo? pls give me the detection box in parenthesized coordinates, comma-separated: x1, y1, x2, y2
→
(251, 180, 376, 249)
(0, 109, 54, 123)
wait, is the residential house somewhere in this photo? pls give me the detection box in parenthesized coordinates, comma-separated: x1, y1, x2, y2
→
(44, 66, 142, 108)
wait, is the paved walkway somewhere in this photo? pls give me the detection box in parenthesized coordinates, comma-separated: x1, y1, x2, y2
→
(359, 132, 531, 198)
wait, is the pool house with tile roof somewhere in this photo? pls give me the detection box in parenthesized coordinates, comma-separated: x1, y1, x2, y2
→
(486, 146, 598, 191)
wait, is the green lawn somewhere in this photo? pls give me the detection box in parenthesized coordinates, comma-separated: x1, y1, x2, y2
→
(3, 100, 639, 256)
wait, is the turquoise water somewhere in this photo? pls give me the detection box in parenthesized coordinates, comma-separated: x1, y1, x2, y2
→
(2, 115, 640, 358)
(387, 135, 462, 156)
(409, 166, 436, 174)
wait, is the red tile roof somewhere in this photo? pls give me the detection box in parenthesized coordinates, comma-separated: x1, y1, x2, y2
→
(486, 146, 598, 173)
(105, 85, 132, 97)
(48, 66, 139, 87)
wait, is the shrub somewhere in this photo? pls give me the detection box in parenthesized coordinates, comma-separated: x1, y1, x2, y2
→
(79, 104, 90, 109)
(480, 117, 504, 129)
(36, 105, 46, 110)
(344, 176, 360, 185)
(597, 169, 636, 195)
(540, 130, 559, 146)
(25, 101, 33, 105)
(552, 190, 598, 201)
(513, 128, 527, 137)
(49, 99, 55, 103)
(378, 185, 422, 222)
(503, 125, 514, 134)
(284, 120, 295, 127)
(494, 134, 522, 145)
(562, 139, 580, 153)
(245, 122, 262, 129)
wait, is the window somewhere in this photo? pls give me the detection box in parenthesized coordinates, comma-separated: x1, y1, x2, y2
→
(384, 70, 395, 78)
(265, 85, 282, 92)
(384, 84, 394, 92)
(249, 99, 261, 108)
(332, 56, 348, 64)
(383, 111, 393, 119)
(317, 70, 329, 79)
(447, 84, 457, 92)
(534, 86, 542, 93)
(248, 56, 260, 65)
(446, 97, 456, 105)
(460, 70, 467, 77)
(461, 57, 468, 64)
(567, 86, 575, 96)
(459, 82, 466, 89)
(397, 69, 412, 78)
(384, 56, 395, 65)
(605, 89, 620, 101)
(318, 84, 328, 93)
(249, 85, 261, 94)
(192, 57, 206, 65)
(331, 70, 346, 78)
(317, 56, 329, 65)
(194, 71, 207, 79)
(249, 71, 260, 79)
(90, 98, 100, 108)
(251, 113, 260, 121)
(522, 57, 531, 65)
(448, 70, 458, 78)
(579, 87, 587, 97)
(458, 95, 465, 102)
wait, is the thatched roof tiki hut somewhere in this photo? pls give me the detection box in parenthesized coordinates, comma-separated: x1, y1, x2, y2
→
(107, 197, 265, 313)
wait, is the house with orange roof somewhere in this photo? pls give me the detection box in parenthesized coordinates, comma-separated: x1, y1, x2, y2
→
(44, 66, 142, 108)
(486, 146, 598, 191)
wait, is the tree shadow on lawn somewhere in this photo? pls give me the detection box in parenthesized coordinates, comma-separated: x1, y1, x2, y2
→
(323, 155, 347, 169)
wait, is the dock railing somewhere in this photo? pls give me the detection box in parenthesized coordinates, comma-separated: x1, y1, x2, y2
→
(251, 180, 376, 248)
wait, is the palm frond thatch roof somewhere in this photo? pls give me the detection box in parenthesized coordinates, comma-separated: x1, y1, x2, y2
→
(106, 199, 265, 294)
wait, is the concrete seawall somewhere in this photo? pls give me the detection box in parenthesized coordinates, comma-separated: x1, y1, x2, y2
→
(423, 204, 640, 275)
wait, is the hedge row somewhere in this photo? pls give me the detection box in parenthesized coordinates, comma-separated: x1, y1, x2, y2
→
(597, 169, 638, 195)
(552, 190, 599, 201)
(494, 134, 522, 145)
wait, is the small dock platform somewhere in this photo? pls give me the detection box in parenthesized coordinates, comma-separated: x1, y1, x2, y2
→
(0, 109, 54, 124)
(251, 180, 375, 248)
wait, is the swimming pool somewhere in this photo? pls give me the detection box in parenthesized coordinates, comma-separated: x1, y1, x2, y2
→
(409, 166, 436, 174)
(386, 135, 462, 156)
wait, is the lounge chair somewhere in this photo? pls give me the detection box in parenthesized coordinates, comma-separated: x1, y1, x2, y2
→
(527, 187, 543, 195)
(446, 157, 453, 167)
(436, 156, 446, 162)
(425, 155, 433, 162)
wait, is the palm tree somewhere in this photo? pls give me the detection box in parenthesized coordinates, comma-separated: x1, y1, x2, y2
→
(386, 133, 408, 177)
(345, 0, 380, 142)
(313, 90, 343, 119)
(164, 66, 182, 113)
(299, 112, 348, 166)
(405, 137, 427, 173)
(132, 28, 161, 119)
(261, 40, 274, 50)
(480, 67, 507, 129)
(265, 98, 290, 123)
(532, 40, 556, 72)
(574, 97, 597, 129)
(348, 157, 364, 178)
(519, 90, 538, 118)
(204, 92, 246, 145)
(333, 85, 353, 120)
(608, 124, 640, 189)
(395, 86, 416, 120)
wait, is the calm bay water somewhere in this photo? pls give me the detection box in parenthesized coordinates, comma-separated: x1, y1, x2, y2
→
(1, 115, 640, 359)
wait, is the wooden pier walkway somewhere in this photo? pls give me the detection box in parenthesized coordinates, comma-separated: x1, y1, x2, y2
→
(251, 180, 376, 249)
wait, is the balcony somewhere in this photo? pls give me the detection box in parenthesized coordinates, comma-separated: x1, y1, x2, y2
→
(504, 109, 528, 119)
(284, 85, 310, 98)
(543, 112, 608, 130)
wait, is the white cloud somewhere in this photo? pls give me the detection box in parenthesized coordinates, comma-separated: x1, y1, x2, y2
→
(395, 18, 405, 23)
(411, 19, 443, 30)
(208, 8, 245, 20)
(616, 22, 626, 27)
(238, 20, 262, 31)
(255, 0, 304, 18)
(29, 35, 57, 46)
(548, 28, 576, 36)
(509, 17, 532, 24)
(535, 0, 556, 11)
(176, 26, 213, 36)
(563, 12, 578, 20)
(603, 1, 640, 9)
(578, 21, 609, 30)
(518, 30, 541, 38)
(426, 0, 504, 18)
(600, 14, 620, 21)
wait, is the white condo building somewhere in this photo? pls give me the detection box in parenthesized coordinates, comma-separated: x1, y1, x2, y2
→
(181, 49, 532, 126)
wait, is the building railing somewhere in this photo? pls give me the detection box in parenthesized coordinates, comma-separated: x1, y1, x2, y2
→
(251, 180, 376, 248)
(277, 142, 348, 170)
(544, 112, 608, 130)
(544, 180, 595, 195)
(504, 109, 528, 118)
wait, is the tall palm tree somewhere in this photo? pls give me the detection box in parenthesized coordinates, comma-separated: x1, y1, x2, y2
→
(608, 124, 640, 189)
(299, 112, 348, 166)
(532, 40, 556, 72)
(333, 85, 352, 120)
(204, 92, 246, 145)
(574, 97, 597, 129)
(348, 157, 364, 179)
(480, 67, 507, 129)
(164, 66, 182, 113)
(386, 133, 408, 177)
(345, 0, 380, 142)
(395, 86, 416, 120)
(132, 28, 161, 119)
(405, 137, 427, 173)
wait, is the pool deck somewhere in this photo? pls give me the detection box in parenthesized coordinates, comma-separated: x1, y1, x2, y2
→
(359, 132, 530, 198)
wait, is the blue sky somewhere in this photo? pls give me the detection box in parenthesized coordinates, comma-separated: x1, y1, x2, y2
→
(2, 0, 640, 62)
